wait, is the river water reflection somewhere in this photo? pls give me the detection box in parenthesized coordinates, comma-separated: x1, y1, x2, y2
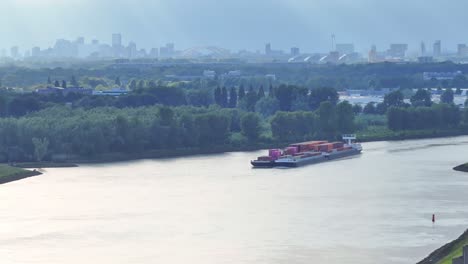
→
(1, 136, 468, 264)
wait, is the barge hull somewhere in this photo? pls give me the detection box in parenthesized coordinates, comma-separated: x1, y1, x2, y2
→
(252, 149, 361, 168)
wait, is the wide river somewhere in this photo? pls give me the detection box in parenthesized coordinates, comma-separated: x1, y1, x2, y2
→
(1, 136, 468, 264)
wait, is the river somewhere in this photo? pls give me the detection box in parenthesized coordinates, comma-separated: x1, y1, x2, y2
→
(1, 136, 468, 264)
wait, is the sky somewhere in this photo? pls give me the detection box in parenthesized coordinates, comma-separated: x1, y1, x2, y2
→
(1, 0, 468, 54)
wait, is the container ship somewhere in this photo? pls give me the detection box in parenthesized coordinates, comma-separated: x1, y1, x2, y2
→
(251, 135, 362, 168)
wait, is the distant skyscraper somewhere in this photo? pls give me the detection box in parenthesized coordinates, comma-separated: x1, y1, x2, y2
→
(290, 47, 300, 56)
(265, 43, 271, 55)
(112, 33, 122, 48)
(10, 46, 19, 58)
(32, 47, 41, 57)
(433, 40, 441, 57)
(166, 43, 175, 56)
(387, 44, 408, 58)
(75, 37, 85, 45)
(368, 45, 377, 63)
(458, 44, 468, 57)
(128, 41, 137, 58)
(150, 48, 159, 58)
(420, 41, 426, 56)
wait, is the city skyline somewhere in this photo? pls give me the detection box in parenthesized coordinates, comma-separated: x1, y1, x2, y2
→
(3, 0, 468, 53)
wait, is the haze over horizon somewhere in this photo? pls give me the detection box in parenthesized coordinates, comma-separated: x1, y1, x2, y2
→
(2, 0, 468, 53)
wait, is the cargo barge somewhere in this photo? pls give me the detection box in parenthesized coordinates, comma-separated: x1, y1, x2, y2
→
(251, 135, 362, 168)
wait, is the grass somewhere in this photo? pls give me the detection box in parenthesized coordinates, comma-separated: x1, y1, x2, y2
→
(0, 164, 42, 184)
(454, 163, 468, 173)
(437, 236, 468, 264)
(0, 165, 30, 178)
(418, 230, 468, 264)
(14, 162, 78, 168)
(357, 126, 468, 142)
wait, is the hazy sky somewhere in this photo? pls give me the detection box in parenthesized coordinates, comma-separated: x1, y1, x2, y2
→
(1, 0, 468, 53)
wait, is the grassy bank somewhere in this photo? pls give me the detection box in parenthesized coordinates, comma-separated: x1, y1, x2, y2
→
(68, 142, 290, 164)
(357, 126, 468, 142)
(454, 163, 468, 173)
(13, 162, 78, 169)
(61, 130, 468, 164)
(0, 164, 42, 185)
(418, 229, 468, 264)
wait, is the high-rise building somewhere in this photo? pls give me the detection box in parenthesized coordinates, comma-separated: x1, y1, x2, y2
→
(31, 47, 41, 57)
(387, 44, 408, 58)
(265, 43, 271, 55)
(10, 46, 19, 58)
(166, 43, 175, 56)
(290, 47, 300, 56)
(75, 37, 85, 45)
(336, 43, 355, 54)
(420, 41, 426, 56)
(128, 41, 137, 58)
(150, 48, 159, 58)
(112, 33, 122, 48)
(458, 44, 468, 57)
(368, 45, 377, 63)
(433, 40, 441, 57)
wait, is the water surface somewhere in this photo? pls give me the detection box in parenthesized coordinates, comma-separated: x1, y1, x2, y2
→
(1, 136, 468, 264)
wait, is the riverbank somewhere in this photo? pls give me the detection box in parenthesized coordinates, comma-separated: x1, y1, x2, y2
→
(417, 229, 468, 264)
(69, 131, 468, 164)
(454, 163, 468, 173)
(13, 162, 78, 169)
(0, 165, 42, 185)
(358, 127, 468, 142)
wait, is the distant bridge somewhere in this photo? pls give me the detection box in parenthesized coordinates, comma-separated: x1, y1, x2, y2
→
(181, 46, 231, 58)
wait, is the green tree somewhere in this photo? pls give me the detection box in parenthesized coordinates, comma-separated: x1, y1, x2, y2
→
(214, 86, 222, 106)
(258, 85, 265, 98)
(239, 91, 258, 112)
(269, 84, 275, 97)
(440, 88, 454, 104)
(352, 104, 362, 114)
(238, 85, 246, 100)
(240, 113, 262, 141)
(221, 87, 228, 107)
(335, 101, 355, 134)
(255, 96, 280, 117)
(228, 87, 237, 108)
(54, 80, 60, 87)
(137, 80, 146, 90)
(383, 90, 404, 108)
(186, 89, 212, 107)
(410, 89, 432, 107)
(317, 101, 337, 138)
(275, 84, 295, 111)
(387, 107, 406, 130)
(129, 79, 137, 90)
(32, 137, 49, 162)
(309, 87, 339, 110)
(115, 76, 122, 87)
(61, 80, 67, 88)
(47, 76, 52, 85)
(363, 102, 376, 114)
(71, 75, 79, 87)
